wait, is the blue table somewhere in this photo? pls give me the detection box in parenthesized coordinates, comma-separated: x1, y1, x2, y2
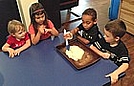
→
(0, 34, 119, 86)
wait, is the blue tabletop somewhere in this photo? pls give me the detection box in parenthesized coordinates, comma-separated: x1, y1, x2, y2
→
(0, 34, 119, 86)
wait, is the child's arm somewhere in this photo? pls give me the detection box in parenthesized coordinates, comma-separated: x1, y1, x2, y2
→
(45, 27, 59, 36)
(89, 45, 110, 58)
(51, 27, 59, 36)
(2, 43, 15, 58)
(30, 31, 42, 45)
(63, 28, 79, 39)
(77, 36, 90, 44)
(70, 27, 79, 35)
(14, 39, 31, 56)
(105, 63, 129, 84)
(30, 25, 46, 45)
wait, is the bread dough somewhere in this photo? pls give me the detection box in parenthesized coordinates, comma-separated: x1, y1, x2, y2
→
(65, 46, 84, 61)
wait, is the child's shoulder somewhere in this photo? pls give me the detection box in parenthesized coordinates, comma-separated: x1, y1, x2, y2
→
(29, 24, 34, 28)
(47, 19, 51, 23)
(118, 40, 127, 49)
(89, 24, 99, 33)
(116, 40, 128, 54)
(7, 35, 14, 39)
(47, 19, 54, 28)
(92, 24, 99, 29)
(6, 35, 16, 44)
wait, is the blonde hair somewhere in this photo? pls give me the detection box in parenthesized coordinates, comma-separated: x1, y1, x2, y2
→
(8, 20, 25, 34)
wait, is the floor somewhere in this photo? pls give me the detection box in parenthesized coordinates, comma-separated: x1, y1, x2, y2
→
(60, 0, 110, 31)
(60, 0, 134, 86)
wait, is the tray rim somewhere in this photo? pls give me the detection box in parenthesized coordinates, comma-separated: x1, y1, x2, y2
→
(56, 38, 101, 70)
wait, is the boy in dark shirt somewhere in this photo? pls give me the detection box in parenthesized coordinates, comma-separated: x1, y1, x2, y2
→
(90, 19, 130, 84)
(64, 8, 102, 45)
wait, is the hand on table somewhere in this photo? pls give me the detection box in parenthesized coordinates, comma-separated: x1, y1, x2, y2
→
(102, 53, 110, 59)
(8, 48, 21, 58)
(105, 72, 118, 84)
(8, 48, 16, 58)
(14, 49, 21, 56)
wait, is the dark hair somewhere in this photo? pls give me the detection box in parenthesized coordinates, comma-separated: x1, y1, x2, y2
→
(82, 8, 97, 21)
(29, 3, 48, 34)
(105, 19, 126, 38)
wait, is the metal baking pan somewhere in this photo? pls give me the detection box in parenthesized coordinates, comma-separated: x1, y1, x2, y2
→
(56, 38, 100, 70)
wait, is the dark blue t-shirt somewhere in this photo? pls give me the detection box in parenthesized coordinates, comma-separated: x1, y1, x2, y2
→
(77, 23, 101, 44)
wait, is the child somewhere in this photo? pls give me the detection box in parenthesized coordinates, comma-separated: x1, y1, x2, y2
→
(64, 8, 104, 66)
(64, 8, 102, 45)
(90, 19, 130, 84)
(2, 20, 31, 58)
(28, 3, 59, 45)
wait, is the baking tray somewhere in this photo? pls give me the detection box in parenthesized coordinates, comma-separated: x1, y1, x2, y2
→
(56, 38, 100, 70)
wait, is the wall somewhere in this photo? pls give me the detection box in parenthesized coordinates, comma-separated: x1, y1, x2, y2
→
(0, 0, 21, 49)
(16, 0, 38, 31)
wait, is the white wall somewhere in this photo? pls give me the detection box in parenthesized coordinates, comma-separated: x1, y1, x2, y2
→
(16, 0, 38, 31)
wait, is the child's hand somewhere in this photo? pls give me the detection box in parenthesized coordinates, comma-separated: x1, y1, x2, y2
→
(38, 25, 45, 34)
(8, 48, 15, 58)
(14, 49, 21, 56)
(105, 72, 118, 84)
(44, 28, 52, 34)
(102, 53, 110, 59)
(64, 32, 73, 39)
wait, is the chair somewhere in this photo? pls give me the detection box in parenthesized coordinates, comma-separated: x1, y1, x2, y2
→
(60, 0, 81, 25)
(60, 0, 79, 11)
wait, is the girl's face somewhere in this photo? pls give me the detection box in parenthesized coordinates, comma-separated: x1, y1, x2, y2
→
(35, 13, 45, 25)
(82, 15, 96, 30)
(13, 26, 26, 40)
(103, 28, 118, 45)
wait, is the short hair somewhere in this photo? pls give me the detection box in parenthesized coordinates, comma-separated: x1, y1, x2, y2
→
(82, 8, 97, 21)
(8, 20, 25, 34)
(104, 19, 126, 38)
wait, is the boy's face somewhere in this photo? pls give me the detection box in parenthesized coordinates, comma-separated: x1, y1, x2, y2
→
(82, 15, 97, 30)
(103, 28, 118, 44)
(12, 26, 26, 40)
(35, 13, 45, 25)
